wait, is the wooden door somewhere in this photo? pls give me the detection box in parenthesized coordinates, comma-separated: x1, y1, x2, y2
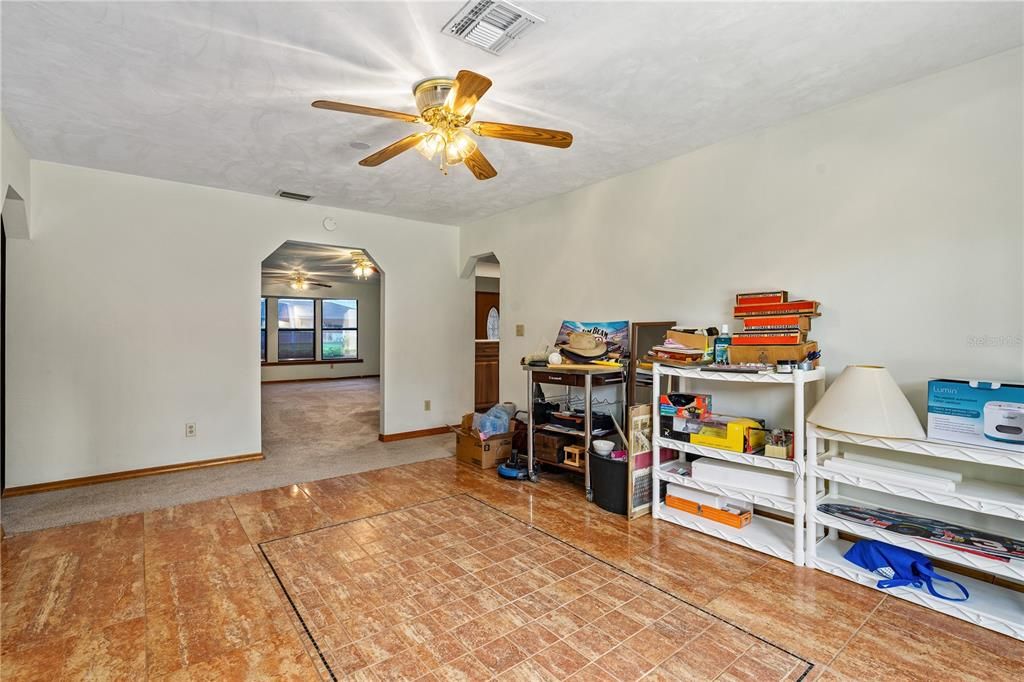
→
(475, 341, 499, 411)
(474, 292, 499, 410)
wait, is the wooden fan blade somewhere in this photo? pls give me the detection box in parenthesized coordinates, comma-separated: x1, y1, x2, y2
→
(312, 100, 420, 123)
(472, 121, 573, 148)
(359, 133, 427, 167)
(448, 70, 492, 117)
(307, 282, 333, 288)
(464, 148, 497, 181)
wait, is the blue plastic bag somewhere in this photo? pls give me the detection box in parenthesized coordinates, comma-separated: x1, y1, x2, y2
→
(844, 539, 969, 601)
(475, 405, 510, 440)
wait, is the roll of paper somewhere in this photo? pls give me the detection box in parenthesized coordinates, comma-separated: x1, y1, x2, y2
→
(844, 451, 962, 483)
(822, 457, 956, 492)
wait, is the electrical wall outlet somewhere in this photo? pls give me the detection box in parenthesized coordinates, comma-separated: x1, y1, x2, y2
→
(424, 400, 431, 412)
(185, 423, 197, 438)
(515, 324, 525, 337)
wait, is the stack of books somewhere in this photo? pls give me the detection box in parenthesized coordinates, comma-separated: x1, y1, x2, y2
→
(647, 338, 706, 363)
(732, 291, 819, 346)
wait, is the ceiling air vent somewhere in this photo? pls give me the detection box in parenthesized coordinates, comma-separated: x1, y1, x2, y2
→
(276, 190, 313, 202)
(442, 0, 544, 55)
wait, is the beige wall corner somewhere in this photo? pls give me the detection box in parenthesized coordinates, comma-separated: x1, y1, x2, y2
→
(1, 115, 32, 238)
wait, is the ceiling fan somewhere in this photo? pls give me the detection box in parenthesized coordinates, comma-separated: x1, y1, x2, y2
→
(263, 270, 333, 291)
(312, 70, 572, 180)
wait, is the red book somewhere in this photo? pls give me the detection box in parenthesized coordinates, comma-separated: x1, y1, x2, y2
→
(742, 315, 812, 332)
(733, 300, 820, 318)
(735, 290, 788, 305)
(732, 331, 808, 345)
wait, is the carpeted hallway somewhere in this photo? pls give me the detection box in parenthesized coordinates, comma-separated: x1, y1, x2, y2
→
(1, 378, 454, 533)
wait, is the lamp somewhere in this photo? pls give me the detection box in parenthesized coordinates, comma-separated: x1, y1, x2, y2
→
(351, 257, 375, 280)
(807, 365, 926, 439)
(289, 274, 309, 291)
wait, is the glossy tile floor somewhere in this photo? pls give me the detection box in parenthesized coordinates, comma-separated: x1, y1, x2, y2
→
(264, 496, 805, 681)
(2, 457, 1022, 680)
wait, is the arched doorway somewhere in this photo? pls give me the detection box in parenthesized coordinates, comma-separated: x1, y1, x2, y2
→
(259, 240, 384, 452)
(464, 253, 500, 411)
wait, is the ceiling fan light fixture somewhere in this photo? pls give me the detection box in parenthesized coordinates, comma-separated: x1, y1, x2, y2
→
(352, 258, 375, 280)
(445, 131, 478, 165)
(416, 131, 446, 161)
(313, 68, 571, 181)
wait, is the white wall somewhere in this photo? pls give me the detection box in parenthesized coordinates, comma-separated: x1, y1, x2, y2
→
(260, 279, 381, 382)
(1, 115, 31, 238)
(461, 49, 1024, 422)
(6, 162, 472, 486)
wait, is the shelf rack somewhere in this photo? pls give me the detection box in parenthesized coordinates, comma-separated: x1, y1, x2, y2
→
(650, 362, 825, 565)
(524, 364, 626, 499)
(806, 425, 1024, 641)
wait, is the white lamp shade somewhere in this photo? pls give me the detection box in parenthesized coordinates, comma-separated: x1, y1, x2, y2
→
(807, 365, 925, 439)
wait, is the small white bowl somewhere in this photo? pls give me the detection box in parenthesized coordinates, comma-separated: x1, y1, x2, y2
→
(592, 440, 615, 456)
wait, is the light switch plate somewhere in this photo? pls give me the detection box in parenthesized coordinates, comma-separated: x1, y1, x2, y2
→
(515, 324, 525, 337)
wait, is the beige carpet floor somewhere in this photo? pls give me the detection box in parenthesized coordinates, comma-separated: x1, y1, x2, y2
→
(1, 378, 454, 533)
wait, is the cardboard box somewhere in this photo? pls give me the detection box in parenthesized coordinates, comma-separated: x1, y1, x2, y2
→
(665, 494, 752, 528)
(454, 428, 512, 468)
(453, 412, 513, 468)
(658, 393, 712, 419)
(728, 341, 818, 366)
(666, 329, 717, 353)
(689, 415, 766, 453)
(928, 379, 1024, 453)
(535, 432, 571, 464)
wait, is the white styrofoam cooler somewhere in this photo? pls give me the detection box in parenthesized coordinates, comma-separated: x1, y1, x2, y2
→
(691, 457, 795, 497)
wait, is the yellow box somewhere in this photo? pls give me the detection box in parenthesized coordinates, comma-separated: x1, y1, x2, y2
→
(689, 416, 765, 453)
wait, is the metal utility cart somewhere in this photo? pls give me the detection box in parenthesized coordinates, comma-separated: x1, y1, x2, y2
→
(523, 365, 625, 499)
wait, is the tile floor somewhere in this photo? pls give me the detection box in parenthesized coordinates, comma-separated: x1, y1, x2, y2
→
(1, 456, 1022, 680)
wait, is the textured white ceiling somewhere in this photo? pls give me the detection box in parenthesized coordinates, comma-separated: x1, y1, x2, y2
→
(3, 2, 1021, 225)
(262, 240, 380, 286)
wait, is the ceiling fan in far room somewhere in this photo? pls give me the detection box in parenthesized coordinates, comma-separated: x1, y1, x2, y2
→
(264, 270, 333, 291)
(312, 69, 573, 180)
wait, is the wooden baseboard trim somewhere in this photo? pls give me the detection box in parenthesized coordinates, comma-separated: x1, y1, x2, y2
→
(1, 452, 264, 497)
(261, 374, 380, 384)
(378, 426, 453, 442)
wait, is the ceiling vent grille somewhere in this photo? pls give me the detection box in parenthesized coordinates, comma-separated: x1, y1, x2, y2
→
(442, 0, 544, 55)
(276, 190, 313, 202)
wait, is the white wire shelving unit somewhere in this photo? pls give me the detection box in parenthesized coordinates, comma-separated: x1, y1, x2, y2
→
(805, 425, 1024, 640)
(650, 363, 825, 566)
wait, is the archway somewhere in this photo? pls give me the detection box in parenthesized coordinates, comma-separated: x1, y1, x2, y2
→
(462, 252, 501, 411)
(259, 240, 385, 453)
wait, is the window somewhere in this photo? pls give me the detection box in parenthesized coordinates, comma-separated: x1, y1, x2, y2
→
(486, 307, 499, 340)
(278, 298, 315, 360)
(260, 298, 267, 361)
(322, 299, 358, 359)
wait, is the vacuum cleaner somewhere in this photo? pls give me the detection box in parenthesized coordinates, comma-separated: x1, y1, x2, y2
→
(497, 449, 536, 480)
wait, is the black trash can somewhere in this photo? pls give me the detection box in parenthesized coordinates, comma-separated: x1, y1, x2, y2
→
(590, 451, 628, 515)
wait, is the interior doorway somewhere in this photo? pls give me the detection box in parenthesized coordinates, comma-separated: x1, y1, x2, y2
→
(259, 240, 384, 456)
(473, 254, 500, 411)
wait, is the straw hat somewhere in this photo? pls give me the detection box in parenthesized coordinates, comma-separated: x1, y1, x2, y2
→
(556, 332, 608, 358)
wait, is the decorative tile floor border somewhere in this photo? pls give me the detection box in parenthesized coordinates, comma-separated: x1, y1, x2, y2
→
(260, 491, 811, 675)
